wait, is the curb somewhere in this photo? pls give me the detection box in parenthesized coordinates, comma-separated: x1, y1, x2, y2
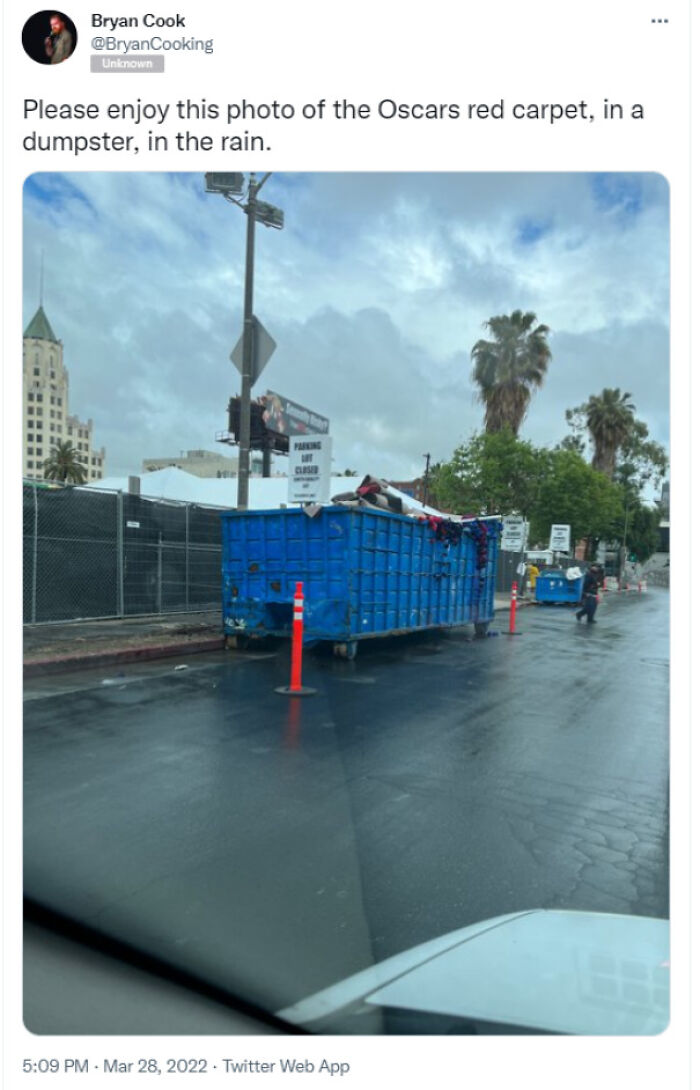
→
(24, 601, 536, 675)
(23, 636, 225, 678)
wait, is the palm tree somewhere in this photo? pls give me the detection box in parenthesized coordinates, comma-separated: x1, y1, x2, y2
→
(43, 440, 88, 484)
(471, 310, 552, 434)
(584, 388, 636, 478)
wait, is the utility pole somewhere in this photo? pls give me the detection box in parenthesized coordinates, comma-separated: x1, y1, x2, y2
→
(619, 501, 630, 583)
(422, 452, 431, 507)
(205, 172, 282, 507)
(237, 173, 258, 510)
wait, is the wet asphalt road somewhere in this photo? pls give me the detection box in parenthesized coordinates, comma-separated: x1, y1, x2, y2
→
(24, 589, 669, 1017)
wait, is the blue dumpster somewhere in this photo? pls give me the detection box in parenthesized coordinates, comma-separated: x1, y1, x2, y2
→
(535, 568, 584, 605)
(221, 506, 501, 657)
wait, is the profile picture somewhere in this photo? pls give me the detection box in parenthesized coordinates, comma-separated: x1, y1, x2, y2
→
(22, 11, 77, 65)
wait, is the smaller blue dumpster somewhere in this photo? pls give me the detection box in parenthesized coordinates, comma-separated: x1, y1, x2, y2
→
(221, 506, 501, 658)
(535, 568, 584, 605)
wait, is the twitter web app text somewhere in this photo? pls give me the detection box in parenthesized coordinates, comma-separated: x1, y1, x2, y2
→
(3, 3, 693, 1090)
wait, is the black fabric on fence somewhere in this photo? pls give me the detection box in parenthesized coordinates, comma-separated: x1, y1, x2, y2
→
(24, 485, 224, 623)
(496, 550, 522, 595)
(24, 487, 119, 622)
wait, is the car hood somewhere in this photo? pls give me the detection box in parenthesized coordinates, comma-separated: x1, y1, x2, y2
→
(277, 910, 669, 1035)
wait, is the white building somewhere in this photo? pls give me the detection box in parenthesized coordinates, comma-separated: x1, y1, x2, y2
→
(142, 448, 262, 479)
(23, 305, 106, 482)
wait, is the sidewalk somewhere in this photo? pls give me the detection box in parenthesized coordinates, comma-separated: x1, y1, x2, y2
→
(24, 595, 536, 677)
(23, 611, 224, 678)
(494, 593, 533, 611)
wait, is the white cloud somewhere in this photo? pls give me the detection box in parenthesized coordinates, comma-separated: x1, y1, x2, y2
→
(23, 172, 668, 483)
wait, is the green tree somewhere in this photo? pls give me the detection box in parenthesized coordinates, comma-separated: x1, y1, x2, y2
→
(610, 460, 664, 566)
(529, 449, 624, 550)
(565, 394, 667, 566)
(432, 430, 547, 516)
(42, 441, 87, 485)
(617, 419, 668, 492)
(555, 434, 586, 456)
(566, 388, 637, 478)
(434, 435, 624, 559)
(471, 310, 552, 434)
(619, 504, 663, 564)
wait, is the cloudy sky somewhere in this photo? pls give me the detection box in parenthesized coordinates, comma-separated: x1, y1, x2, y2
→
(23, 172, 669, 482)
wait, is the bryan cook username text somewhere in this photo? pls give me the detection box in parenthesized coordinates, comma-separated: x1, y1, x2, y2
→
(91, 13, 212, 51)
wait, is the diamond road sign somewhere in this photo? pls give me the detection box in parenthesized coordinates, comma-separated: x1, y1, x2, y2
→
(230, 316, 276, 386)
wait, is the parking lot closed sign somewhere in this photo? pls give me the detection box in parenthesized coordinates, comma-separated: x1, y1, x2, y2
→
(549, 524, 571, 552)
(288, 435, 333, 504)
(501, 516, 527, 552)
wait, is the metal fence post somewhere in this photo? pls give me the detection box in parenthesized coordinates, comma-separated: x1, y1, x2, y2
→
(157, 531, 163, 614)
(31, 483, 38, 624)
(116, 491, 125, 617)
(185, 504, 190, 612)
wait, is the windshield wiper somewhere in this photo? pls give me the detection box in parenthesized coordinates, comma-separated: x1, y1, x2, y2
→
(24, 898, 310, 1036)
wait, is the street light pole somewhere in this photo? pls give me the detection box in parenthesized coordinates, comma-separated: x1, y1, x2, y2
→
(619, 500, 630, 583)
(204, 171, 282, 507)
(238, 173, 258, 510)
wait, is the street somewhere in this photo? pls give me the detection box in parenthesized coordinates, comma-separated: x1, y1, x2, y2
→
(24, 588, 669, 1021)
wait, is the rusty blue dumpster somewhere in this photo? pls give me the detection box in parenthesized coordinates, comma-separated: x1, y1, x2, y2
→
(221, 506, 501, 658)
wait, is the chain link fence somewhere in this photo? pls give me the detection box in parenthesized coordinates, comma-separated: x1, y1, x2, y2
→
(496, 549, 522, 594)
(23, 483, 224, 624)
(26, 483, 582, 620)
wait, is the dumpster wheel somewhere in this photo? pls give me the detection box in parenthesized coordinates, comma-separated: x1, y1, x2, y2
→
(333, 641, 358, 660)
(474, 622, 490, 639)
(226, 634, 251, 651)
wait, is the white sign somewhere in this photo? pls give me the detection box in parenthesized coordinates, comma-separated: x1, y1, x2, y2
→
(501, 516, 528, 552)
(527, 549, 553, 567)
(549, 524, 571, 553)
(288, 435, 333, 504)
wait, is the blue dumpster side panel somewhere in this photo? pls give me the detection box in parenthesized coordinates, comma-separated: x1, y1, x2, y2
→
(535, 573, 584, 603)
(221, 506, 498, 642)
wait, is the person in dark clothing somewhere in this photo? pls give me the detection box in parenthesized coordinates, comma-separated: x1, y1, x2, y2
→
(576, 565, 602, 623)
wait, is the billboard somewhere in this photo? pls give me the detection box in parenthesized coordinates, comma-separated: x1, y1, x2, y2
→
(262, 391, 329, 438)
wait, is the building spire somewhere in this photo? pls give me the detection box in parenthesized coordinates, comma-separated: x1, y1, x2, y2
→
(25, 252, 58, 341)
